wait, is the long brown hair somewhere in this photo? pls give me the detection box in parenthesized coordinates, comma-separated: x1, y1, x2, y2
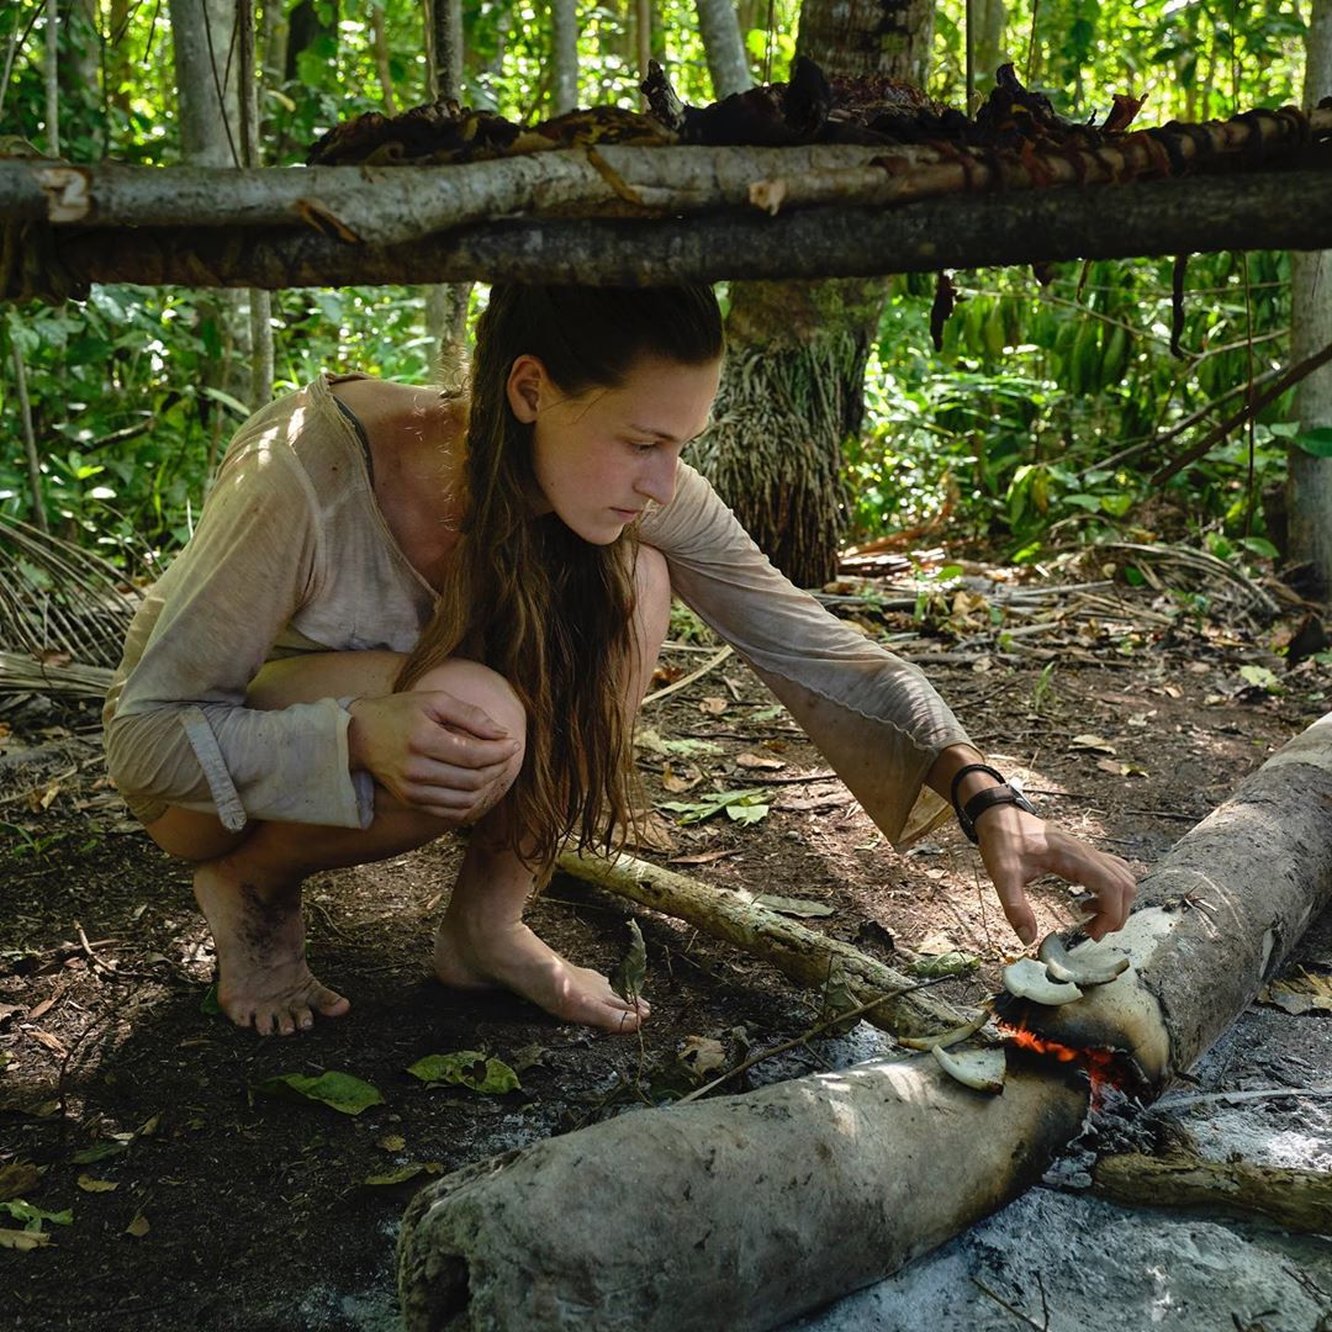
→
(397, 284, 724, 870)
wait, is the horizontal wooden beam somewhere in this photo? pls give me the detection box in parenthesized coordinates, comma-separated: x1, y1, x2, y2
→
(20, 165, 1330, 294)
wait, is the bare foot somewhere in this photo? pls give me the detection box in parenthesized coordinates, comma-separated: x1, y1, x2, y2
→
(434, 916, 649, 1033)
(193, 861, 350, 1037)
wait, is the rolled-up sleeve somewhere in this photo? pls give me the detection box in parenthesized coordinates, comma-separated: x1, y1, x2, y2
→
(638, 463, 972, 847)
(105, 432, 372, 830)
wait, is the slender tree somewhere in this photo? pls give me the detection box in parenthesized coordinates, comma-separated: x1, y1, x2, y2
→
(551, 0, 579, 113)
(168, 0, 248, 459)
(695, 0, 933, 586)
(424, 0, 471, 383)
(696, 0, 752, 98)
(1287, 0, 1332, 598)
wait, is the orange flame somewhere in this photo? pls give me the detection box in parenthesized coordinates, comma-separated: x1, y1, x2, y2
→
(999, 1021, 1129, 1106)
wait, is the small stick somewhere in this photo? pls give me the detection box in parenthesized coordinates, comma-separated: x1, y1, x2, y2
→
(640, 645, 733, 707)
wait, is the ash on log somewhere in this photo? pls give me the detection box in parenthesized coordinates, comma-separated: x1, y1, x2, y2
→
(397, 712, 1332, 1332)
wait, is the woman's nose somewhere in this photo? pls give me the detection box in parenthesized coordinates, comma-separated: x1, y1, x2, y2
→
(637, 453, 678, 507)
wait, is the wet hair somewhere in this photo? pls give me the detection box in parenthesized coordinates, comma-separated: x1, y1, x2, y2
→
(397, 283, 724, 870)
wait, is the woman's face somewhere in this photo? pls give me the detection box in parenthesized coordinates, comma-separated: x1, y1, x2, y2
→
(510, 352, 722, 546)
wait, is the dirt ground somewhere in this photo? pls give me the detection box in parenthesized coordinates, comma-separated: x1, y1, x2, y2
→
(2, 558, 1330, 1331)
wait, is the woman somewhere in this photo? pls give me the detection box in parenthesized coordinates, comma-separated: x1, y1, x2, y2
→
(104, 284, 1135, 1038)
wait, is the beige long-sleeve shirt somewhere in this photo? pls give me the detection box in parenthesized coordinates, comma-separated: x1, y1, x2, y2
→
(104, 374, 970, 844)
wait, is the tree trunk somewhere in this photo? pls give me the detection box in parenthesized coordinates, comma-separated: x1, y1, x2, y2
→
(698, 0, 934, 588)
(1287, 0, 1332, 600)
(168, 0, 248, 450)
(696, 0, 752, 98)
(424, 0, 471, 384)
(550, 0, 578, 113)
(428, 0, 463, 103)
(972, 0, 1007, 95)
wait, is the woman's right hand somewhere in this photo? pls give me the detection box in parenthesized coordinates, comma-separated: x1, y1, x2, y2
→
(345, 692, 523, 820)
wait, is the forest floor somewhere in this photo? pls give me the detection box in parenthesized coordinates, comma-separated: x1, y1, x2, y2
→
(2, 545, 1332, 1330)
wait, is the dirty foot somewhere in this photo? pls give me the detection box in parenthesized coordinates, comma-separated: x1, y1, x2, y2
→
(193, 861, 350, 1037)
(433, 917, 649, 1033)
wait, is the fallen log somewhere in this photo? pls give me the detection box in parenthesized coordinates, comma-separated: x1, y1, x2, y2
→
(1092, 1150, 1332, 1234)
(4, 101, 1329, 244)
(398, 711, 1332, 1331)
(14, 165, 1332, 298)
(554, 848, 976, 1039)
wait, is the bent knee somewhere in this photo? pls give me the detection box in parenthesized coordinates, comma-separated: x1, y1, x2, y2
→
(409, 658, 526, 742)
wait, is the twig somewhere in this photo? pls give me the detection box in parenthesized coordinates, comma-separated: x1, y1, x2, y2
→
(971, 1277, 1048, 1331)
(640, 645, 733, 707)
(674, 979, 949, 1105)
(1155, 1085, 1332, 1110)
(1153, 335, 1332, 484)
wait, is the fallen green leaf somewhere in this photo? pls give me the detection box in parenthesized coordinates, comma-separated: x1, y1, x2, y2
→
(611, 919, 647, 1003)
(253, 1070, 384, 1116)
(0, 1199, 72, 1227)
(69, 1141, 127, 1165)
(1238, 664, 1282, 693)
(659, 787, 771, 825)
(406, 1052, 521, 1095)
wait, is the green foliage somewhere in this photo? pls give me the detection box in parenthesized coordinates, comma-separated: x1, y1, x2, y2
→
(0, 0, 1316, 573)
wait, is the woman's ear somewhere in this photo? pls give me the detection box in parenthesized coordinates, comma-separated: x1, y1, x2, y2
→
(506, 354, 546, 423)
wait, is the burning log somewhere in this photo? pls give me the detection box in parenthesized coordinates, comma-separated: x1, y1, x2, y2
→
(398, 712, 1332, 1331)
(997, 710, 1332, 1094)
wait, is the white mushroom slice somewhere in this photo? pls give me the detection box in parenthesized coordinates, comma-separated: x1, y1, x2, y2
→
(897, 1010, 990, 1052)
(1038, 933, 1130, 987)
(932, 1043, 1006, 1094)
(1002, 958, 1083, 1006)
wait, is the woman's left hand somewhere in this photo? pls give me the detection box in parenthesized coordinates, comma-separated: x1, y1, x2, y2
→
(974, 803, 1137, 946)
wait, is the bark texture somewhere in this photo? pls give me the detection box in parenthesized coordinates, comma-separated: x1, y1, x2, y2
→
(696, 0, 753, 98)
(550, 0, 578, 113)
(700, 0, 934, 587)
(1004, 711, 1332, 1092)
(21, 168, 1332, 297)
(1093, 1151, 1332, 1234)
(1288, 0, 1332, 600)
(396, 710, 1332, 1331)
(555, 849, 975, 1036)
(398, 1062, 1087, 1332)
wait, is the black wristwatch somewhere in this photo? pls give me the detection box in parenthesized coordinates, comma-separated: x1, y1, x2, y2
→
(949, 762, 1038, 844)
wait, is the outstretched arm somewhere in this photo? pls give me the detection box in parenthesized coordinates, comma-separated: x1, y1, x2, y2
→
(926, 744, 1137, 945)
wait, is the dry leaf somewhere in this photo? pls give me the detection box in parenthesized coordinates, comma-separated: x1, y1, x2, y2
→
(661, 763, 703, 794)
(622, 810, 677, 854)
(376, 1134, 407, 1153)
(28, 1030, 68, 1058)
(1070, 734, 1116, 755)
(0, 1226, 51, 1251)
(748, 177, 788, 215)
(735, 752, 785, 771)
(0, 1163, 42, 1202)
(125, 1212, 150, 1237)
(698, 696, 728, 716)
(1258, 971, 1332, 1015)
(77, 1174, 118, 1193)
(27, 997, 55, 1022)
(677, 1035, 726, 1076)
